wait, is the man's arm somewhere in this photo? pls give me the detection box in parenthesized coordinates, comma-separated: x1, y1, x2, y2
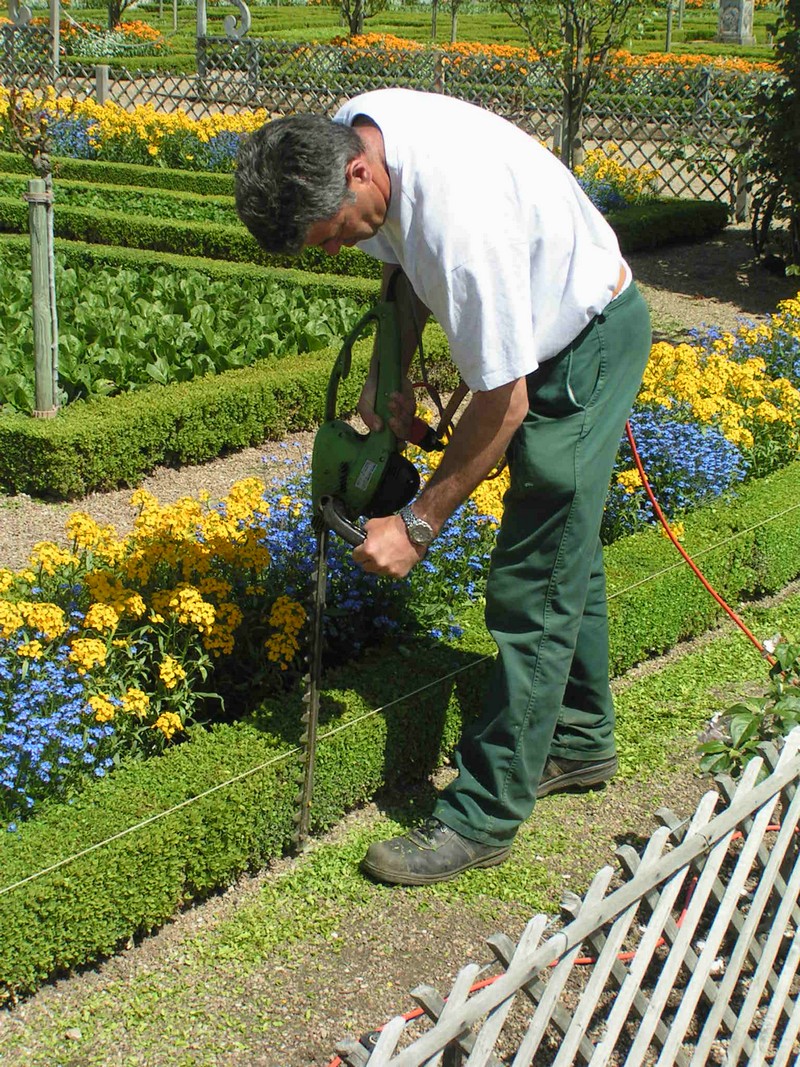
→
(353, 375, 529, 579)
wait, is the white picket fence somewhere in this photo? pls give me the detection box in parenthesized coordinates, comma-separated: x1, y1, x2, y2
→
(336, 730, 800, 1066)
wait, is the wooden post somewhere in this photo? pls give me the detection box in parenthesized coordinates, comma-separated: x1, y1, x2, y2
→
(665, 0, 674, 52)
(735, 162, 750, 222)
(96, 63, 110, 105)
(433, 50, 445, 93)
(25, 179, 57, 418)
(49, 0, 60, 81)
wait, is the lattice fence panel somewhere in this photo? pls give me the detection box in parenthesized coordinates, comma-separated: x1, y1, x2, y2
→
(580, 62, 772, 203)
(0, 24, 54, 89)
(0, 35, 766, 208)
(335, 730, 800, 1066)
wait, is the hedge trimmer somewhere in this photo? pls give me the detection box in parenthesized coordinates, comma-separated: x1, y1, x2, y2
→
(292, 272, 444, 849)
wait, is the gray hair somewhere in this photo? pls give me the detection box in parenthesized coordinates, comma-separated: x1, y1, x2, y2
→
(234, 115, 364, 255)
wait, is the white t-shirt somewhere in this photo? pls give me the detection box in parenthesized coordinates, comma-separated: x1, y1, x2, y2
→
(334, 89, 629, 392)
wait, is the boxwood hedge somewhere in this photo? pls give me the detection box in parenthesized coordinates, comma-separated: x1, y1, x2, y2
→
(1, 457, 799, 1001)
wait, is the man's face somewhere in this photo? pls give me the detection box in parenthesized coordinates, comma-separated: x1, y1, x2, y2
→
(304, 158, 388, 255)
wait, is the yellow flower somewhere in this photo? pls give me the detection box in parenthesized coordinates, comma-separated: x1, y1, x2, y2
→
(0, 569, 16, 593)
(16, 639, 43, 659)
(470, 467, 509, 522)
(88, 693, 117, 722)
(83, 603, 121, 634)
(68, 637, 108, 675)
(202, 601, 243, 657)
(265, 596, 307, 670)
(28, 541, 79, 575)
(17, 601, 68, 641)
(121, 687, 150, 718)
(152, 711, 183, 740)
(616, 468, 642, 494)
(660, 520, 685, 541)
(151, 585, 216, 635)
(0, 601, 24, 638)
(158, 654, 187, 690)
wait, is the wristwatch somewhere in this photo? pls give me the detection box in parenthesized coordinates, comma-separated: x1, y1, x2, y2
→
(399, 504, 435, 547)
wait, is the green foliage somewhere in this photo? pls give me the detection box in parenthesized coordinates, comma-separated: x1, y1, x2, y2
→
(606, 197, 730, 250)
(0, 176, 723, 273)
(698, 635, 800, 776)
(0, 149, 233, 194)
(605, 460, 800, 672)
(336, 0, 390, 36)
(0, 174, 239, 227)
(0, 247, 366, 411)
(0, 233, 381, 302)
(747, 0, 800, 268)
(0, 341, 372, 497)
(65, 3, 781, 60)
(0, 192, 381, 277)
(484, 0, 654, 165)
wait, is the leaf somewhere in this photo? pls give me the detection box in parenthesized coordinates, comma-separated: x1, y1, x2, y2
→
(729, 712, 759, 748)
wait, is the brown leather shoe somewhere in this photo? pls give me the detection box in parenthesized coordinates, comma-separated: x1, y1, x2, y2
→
(361, 818, 512, 886)
(537, 755, 618, 798)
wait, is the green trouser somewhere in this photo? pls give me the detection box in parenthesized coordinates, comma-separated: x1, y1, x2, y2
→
(434, 282, 652, 847)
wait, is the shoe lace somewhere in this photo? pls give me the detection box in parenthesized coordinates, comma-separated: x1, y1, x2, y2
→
(409, 816, 445, 847)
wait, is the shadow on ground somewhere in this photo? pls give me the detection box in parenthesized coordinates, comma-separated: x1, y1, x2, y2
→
(627, 225, 797, 324)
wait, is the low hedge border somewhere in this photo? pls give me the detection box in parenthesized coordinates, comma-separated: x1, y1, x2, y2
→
(0, 150, 234, 196)
(0, 171, 238, 214)
(0, 177, 728, 274)
(0, 193, 380, 277)
(0, 233, 381, 303)
(0, 340, 373, 498)
(1, 456, 799, 1001)
(0, 236, 452, 500)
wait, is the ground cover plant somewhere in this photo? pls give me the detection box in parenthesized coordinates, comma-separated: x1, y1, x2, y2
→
(2, 285, 800, 832)
(0, 246, 366, 412)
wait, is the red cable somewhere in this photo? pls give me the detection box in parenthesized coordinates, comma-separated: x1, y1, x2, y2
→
(624, 421, 776, 668)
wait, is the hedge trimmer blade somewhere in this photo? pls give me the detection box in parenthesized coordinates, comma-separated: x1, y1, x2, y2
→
(293, 525, 328, 851)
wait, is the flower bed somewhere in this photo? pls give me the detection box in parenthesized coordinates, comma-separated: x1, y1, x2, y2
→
(3, 288, 800, 831)
(0, 244, 366, 413)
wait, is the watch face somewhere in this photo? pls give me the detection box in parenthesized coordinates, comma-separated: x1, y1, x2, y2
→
(402, 506, 434, 546)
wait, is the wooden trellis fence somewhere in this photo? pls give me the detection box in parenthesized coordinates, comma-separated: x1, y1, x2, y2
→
(336, 730, 800, 1066)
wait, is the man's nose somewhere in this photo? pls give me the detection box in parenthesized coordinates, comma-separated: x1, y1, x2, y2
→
(322, 239, 342, 256)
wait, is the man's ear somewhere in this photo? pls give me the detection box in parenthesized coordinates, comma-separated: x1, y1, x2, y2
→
(346, 155, 371, 188)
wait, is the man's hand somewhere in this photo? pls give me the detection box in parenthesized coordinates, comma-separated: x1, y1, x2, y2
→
(357, 376, 416, 439)
(353, 514, 425, 578)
